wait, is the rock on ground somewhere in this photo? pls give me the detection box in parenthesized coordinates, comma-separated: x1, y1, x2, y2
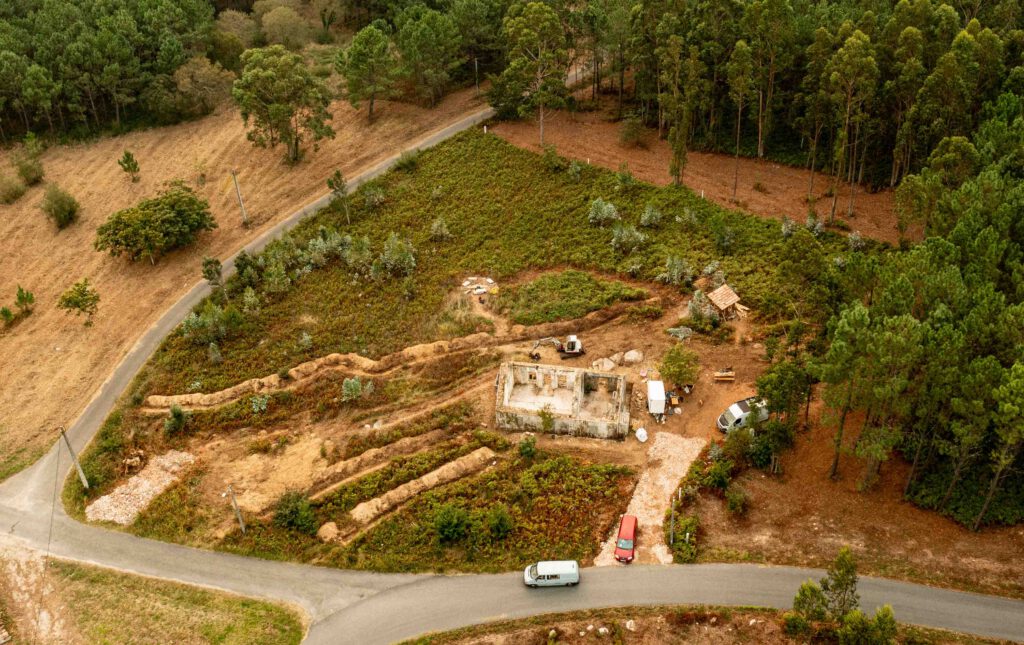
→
(623, 350, 644, 365)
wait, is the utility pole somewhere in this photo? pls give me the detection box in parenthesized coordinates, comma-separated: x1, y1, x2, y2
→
(224, 485, 246, 534)
(59, 426, 89, 490)
(230, 169, 250, 228)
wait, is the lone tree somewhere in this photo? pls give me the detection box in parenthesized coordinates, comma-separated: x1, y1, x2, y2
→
(660, 343, 700, 387)
(118, 150, 140, 182)
(58, 278, 100, 326)
(326, 169, 350, 223)
(202, 256, 228, 303)
(337, 24, 397, 121)
(498, 1, 568, 145)
(232, 45, 335, 163)
(95, 182, 216, 264)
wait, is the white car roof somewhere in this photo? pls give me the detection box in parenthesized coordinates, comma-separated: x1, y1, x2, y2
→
(536, 560, 578, 575)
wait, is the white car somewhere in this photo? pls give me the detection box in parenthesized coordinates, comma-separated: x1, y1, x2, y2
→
(716, 397, 768, 433)
(523, 560, 580, 587)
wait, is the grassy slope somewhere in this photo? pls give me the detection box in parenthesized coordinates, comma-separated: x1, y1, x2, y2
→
(496, 270, 647, 325)
(142, 129, 853, 396)
(51, 560, 303, 644)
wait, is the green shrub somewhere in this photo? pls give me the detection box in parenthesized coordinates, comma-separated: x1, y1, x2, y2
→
(782, 611, 810, 636)
(0, 174, 26, 204)
(542, 145, 566, 172)
(610, 223, 646, 254)
(660, 343, 700, 387)
(518, 435, 537, 460)
(371, 232, 416, 279)
(395, 149, 420, 172)
(15, 285, 34, 315)
(725, 485, 748, 515)
(722, 428, 753, 468)
(486, 503, 514, 540)
(94, 182, 216, 263)
(0, 307, 13, 326)
(703, 458, 734, 490)
(640, 204, 662, 227)
(163, 405, 192, 436)
(57, 278, 100, 325)
(14, 153, 44, 186)
(429, 217, 452, 242)
(587, 197, 619, 226)
(667, 513, 699, 563)
(792, 580, 828, 621)
(41, 184, 80, 228)
(433, 502, 470, 543)
(619, 115, 645, 148)
(273, 491, 317, 535)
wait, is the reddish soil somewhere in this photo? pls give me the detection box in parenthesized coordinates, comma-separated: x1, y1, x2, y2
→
(492, 104, 920, 246)
(0, 87, 487, 479)
(697, 400, 1024, 598)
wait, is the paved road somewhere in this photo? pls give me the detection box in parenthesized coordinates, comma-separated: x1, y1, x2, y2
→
(1, 105, 1024, 644)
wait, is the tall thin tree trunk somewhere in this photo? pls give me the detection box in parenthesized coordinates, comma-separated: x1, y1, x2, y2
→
(829, 381, 855, 480)
(847, 120, 860, 218)
(732, 102, 742, 202)
(973, 464, 1010, 531)
(807, 123, 821, 201)
(756, 90, 765, 159)
(539, 103, 545, 146)
(939, 456, 966, 509)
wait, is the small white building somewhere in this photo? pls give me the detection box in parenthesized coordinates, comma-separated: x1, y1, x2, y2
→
(647, 380, 666, 415)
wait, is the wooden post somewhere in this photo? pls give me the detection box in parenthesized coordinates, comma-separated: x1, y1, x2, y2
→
(669, 506, 675, 545)
(230, 170, 250, 228)
(59, 426, 89, 490)
(225, 484, 246, 534)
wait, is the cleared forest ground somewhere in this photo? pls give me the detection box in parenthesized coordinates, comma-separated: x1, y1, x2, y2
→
(492, 103, 916, 246)
(0, 87, 485, 481)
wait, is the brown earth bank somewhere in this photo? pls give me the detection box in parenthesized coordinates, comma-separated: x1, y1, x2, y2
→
(696, 401, 1024, 598)
(492, 104, 917, 246)
(406, 605, 998, 645)
(0, 87, 486, 480)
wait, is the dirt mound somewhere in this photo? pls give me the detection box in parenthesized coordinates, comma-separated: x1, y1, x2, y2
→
(348, 447, 496, 525)
(143, 296, 664, 413)
(85, 450, 195, 525)
(0, 86, 486, 480)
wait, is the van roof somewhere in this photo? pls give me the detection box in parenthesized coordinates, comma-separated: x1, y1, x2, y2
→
(619, 514, 637, 534)
(647, 380, 665, 400)
(536, 560, 579, 575)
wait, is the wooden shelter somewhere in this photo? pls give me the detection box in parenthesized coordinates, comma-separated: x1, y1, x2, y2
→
(706, 283, 743, 319)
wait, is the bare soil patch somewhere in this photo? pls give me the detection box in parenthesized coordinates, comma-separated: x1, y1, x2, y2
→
(0, 87, 486, 479)
(492, 105, 915, 246)
(696, 401, 1024, 598)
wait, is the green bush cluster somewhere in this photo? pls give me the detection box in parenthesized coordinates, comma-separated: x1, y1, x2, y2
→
(41, 184, 80, 229)
(273, 491, 317, 535)
(94, 182, 216, 263)
(1, 285, 34, 328)
(0, 174, 26, 204)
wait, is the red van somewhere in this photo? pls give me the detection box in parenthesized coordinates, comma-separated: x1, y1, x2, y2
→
(613, 514, 638, 563)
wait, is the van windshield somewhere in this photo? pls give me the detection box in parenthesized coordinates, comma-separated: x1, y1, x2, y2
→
(722, 409, 737, 425)
(616, 538, 633, 549)
(528, 564, 538, 579)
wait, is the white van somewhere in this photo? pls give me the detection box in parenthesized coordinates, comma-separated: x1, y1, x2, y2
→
(523, 560, 580, 587)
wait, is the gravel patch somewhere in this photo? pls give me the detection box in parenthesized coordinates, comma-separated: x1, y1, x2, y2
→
(85, 450, 195, 525)
(594, 432, 705, 566)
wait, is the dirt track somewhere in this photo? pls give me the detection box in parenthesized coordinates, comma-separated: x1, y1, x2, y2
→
(493, 106, 916, 245)
(0, 88, 486, 479)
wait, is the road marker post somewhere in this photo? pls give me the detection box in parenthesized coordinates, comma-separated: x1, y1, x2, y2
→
(59, 426, 89, 490)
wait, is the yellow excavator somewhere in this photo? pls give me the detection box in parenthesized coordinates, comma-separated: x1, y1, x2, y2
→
(529, 335, 585, 361)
